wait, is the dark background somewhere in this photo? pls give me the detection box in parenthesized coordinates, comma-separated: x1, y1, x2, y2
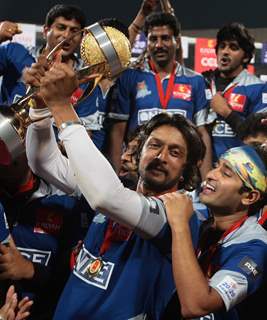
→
(0, 0, 266, 30)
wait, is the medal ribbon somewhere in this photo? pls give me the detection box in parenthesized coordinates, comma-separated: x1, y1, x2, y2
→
(149, 60, 177, 109)
(99, 220, 132, 255)
(197, 214, 248, 278)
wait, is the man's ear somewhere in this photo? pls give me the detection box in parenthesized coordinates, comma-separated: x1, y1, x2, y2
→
(243, 54, 250, 65)
(175, 36, 181, 49)
(241, 189, 261, 206)
(43, 25, 49, 39)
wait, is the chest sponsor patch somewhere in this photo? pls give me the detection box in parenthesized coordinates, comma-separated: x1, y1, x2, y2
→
(239, 256, 261, 278)
(172, 84, 192, 101)
(136, 81, 152, 99)
(18, 247, 51, 266)
(74, 247, 114, 290)
(212, 120, 235, 137)
(227, 93, 246, 112)
(138, 108, 186, 125)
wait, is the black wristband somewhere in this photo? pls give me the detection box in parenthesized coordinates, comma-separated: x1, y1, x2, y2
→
(224, 110, 245, 134)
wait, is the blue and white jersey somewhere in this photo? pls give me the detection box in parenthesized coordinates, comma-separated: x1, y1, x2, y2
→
(1, 179, 92, 305)
(112, 60, 209, 133)
(136, 198, 267, 320)
(208, 69, 267, 160)
(74, 82, 114, 151)
(0, 42, 34, 105)
(0, 42, 112, 151)
(54, 212, 175, 320)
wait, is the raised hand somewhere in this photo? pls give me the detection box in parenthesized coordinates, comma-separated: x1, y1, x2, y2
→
(22, 54, 50, 89)
(39, 62, 79, 109)
(15, 297, 33, 320)
(141, 0, 159, 16)
(0, 21, 22, 43)
(0, 285, 17, 320)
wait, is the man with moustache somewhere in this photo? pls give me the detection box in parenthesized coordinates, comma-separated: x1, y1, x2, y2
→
(27, 61, 267, 319)
(203, 22, 267, 161)
(108, 11, 212, 178)
(25, 61, 204, 319)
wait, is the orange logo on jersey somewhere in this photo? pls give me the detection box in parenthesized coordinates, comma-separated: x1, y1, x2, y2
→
(228, 93, 246, 112)
(173, 84, 192, 101)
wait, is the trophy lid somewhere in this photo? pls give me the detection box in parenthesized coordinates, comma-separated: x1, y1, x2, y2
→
(80, 23, 131, 79)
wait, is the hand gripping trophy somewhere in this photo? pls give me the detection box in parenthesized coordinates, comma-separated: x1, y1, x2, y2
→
(0, 21, 131, 165)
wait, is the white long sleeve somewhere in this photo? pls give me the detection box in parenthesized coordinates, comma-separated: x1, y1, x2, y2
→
(26, 118, 78, 195)
(26, 116, 167, 236)
(59, 125, 167, 235)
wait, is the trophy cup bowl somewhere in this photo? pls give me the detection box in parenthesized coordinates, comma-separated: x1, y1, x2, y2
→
(80, 24, 131, 79)
(0, 22, 131, 166)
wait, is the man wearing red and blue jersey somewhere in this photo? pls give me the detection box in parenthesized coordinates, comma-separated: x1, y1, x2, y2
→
(203, 22, 267, 161)
(108, 12, 212, 177)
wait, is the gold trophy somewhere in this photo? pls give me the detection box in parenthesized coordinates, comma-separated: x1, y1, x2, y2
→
(0, 22, 131, 165)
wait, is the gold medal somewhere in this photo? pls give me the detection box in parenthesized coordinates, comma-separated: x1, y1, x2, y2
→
(87, 258, 103, 277)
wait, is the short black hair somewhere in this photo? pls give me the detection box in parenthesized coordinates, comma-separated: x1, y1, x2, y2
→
(144, 12, 181, 37)
(239, 112, 267, 141)
(215, 22, 255, 66)
(139, 113, 205, 191)
(45, 4, 86, 29)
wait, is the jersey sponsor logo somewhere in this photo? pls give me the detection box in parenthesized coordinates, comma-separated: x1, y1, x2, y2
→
(239, 256, 261, 278)
(34, 209, 63, 236)
(70, 87, 84, 105)
(138, 108, 186, 125)
(81, 111, 106, 130)
(212, 120, 235, 137)
(199, 314, 214, 320)
(172, 84, 192, 101)
(216, 275, 239, 301)
(228, 93, 246, 112)
(74, 247, 114, 290)
(17, 247, 51, 266)
(147, 197, 160, 215)
(205, 89, 212, 100)
(262, 93, 267, 104)
(136, 81, 152, 99)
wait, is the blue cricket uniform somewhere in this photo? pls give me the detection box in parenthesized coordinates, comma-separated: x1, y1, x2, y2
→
(112, 60, 209, 132)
